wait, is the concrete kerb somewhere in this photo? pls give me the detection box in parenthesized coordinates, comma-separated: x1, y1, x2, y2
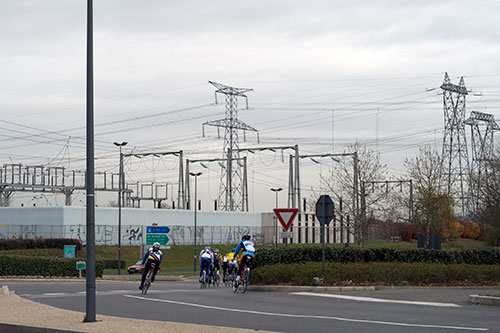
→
(469, 294, 500, 306)
(0, 322, 87, 333)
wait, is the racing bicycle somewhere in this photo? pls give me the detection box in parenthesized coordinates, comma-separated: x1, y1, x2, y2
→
(232, 258, 251, 294)
(141, 262, 156, 295)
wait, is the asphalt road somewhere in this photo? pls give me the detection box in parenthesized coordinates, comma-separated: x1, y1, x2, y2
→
(5, 280, 500, 332)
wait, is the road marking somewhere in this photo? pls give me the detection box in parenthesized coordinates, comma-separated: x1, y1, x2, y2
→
(124, 294, 487, 331)
(40, 293, 67, 296)
(290, 292, 461, 308)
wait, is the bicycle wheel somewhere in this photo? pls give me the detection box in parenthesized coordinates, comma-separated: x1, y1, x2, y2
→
(241, 268, 250, 294)
(143, 268, 153, 294)
(215, 271, 220, 287)
(142, 280, 149, 295)
(232, 278, 239, 293)
(201, 270, 207, 290)
(229, 270, 235, 288)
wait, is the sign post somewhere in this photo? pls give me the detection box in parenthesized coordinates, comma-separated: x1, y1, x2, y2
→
(76, 261, 86, 279)
(273, 208, 298, 248)
(315, 195, 334, 271)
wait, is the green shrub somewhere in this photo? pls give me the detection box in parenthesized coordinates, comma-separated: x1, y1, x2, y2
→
(251, 262, 500, 286)
(253, 246, 500, 268)
(0, 238, 82, 251)
(0, 255, 104, 277)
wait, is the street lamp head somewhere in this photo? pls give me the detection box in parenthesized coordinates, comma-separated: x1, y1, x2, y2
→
(271, 187, 283, 192)
(189, 172, 202, 177)
(113, 141, 128, 147)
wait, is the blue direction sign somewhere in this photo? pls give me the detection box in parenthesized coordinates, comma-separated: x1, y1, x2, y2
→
(147, 226, 171, 234)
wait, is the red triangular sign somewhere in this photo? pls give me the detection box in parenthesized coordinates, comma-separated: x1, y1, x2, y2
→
(273, 208, 299, 231)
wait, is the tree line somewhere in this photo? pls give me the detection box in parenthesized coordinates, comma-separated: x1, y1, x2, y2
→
(309, 143, 500, 247)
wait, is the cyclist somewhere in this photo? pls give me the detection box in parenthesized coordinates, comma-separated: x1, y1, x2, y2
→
(199, 246, 213, 283)
(222, 248, 239, 282)
(211, 248, 222, 283)
(139, 242, 162, 290)
(233, 235, 255, 284)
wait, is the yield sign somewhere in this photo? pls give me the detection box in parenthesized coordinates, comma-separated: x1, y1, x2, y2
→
(273, 208, 299, 231)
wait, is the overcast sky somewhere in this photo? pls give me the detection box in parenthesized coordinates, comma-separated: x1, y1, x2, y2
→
(1, 0, 500, 211)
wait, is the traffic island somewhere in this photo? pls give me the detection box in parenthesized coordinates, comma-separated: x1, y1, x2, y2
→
(248, 285, 375, 292)
(469, 294, 500, 306)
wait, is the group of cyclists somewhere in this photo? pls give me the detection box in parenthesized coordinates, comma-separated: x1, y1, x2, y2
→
(197, 234, 256, 287)
(138, 234, 256, 291)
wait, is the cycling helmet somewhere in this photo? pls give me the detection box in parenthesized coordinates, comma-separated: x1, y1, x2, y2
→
(204, 246, 211, 251)
(214, 248, 219, 254)
(242, 234, 251, 241)
(152, 242, 160, 251)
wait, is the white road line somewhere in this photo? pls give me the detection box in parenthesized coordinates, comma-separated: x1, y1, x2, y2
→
(290, 292, 462, 308)
(41, 293, 67, 296)
(124, 294, 487, 331)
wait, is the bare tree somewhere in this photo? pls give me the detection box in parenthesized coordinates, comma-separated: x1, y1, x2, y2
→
(479, 153, 500, 246)
(405, 146, 455, 248)
(315, 142, 388, 246)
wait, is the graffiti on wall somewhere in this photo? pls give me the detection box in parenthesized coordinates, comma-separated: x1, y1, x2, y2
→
(0, 224, 265, 245)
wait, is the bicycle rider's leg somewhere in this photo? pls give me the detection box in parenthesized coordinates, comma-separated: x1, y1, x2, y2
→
(235, 255, 247, 281)
(222, 262, 228, 281)
(140, 260, 151, 289)
(199, 259, 206, 281)
(151, 262, 160, 282)
(205, 261, 210, 282)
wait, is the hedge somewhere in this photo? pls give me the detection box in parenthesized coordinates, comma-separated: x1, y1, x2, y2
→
(0, 238, 82, 251)
(251, 262, 500, 286)
(0, 255, 104, 277)
(253, 246, 500, 268)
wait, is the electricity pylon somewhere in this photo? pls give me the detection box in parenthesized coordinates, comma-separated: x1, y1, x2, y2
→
(439, 72, 471, 216)
(203, 81, 259, 211)
(465, 111, 499, 215)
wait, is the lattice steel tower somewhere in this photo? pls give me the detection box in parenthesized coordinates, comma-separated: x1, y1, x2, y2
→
(465, 111, 499, 215)
(203, 81, 258, 211)
(440, 72, 471, 216)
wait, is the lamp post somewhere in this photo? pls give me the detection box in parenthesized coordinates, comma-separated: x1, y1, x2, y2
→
(113, 141, 128, 275)
(190, 172, 202, 272)
(271, 187, 283, 247)
(84, 0, 96, 323)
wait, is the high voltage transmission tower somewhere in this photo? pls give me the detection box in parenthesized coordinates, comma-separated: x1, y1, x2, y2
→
(439, 72, 471, 216)
(203, 81, 259, 211)
(465, 111, 500, 215)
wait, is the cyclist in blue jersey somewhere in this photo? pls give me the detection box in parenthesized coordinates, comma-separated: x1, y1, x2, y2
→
(199, 246, 213, 283)
(139, 242, 162, 290)
(233, 235, 255, 283)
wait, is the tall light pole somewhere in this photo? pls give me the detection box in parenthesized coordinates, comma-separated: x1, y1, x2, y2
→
(113, 141, 128, 275)
(84, 0, 96, 323)
(190, 172, 202, 272)
(271, 187, 282, 247)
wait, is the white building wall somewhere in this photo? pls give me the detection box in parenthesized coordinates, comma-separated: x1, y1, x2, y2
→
(0, 207, 263, 245)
